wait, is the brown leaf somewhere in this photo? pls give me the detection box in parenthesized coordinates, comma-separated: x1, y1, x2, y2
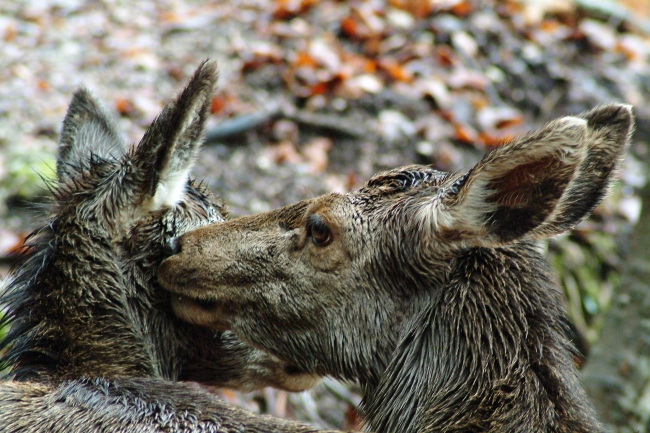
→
(388, 0, 433, 18)
(4, 22, 16, 42)
(302, 137, 332, 173)
(345, 405, 364, 430)
(346, 171, 358, 191)
(270, 141, 303, 165)
(273, 0, 318, 20)
(340, 16, 359, 38)
(309, 81, 330, 95)
(0, 229, 25, 257)
(435, 45, 456, 67)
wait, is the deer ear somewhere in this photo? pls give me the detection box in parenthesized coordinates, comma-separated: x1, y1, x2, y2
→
(416, 104, 632, 247)
(57, 88, 126, 181)
(131, 60, 218, 211)
(533, 104, 633, 236)
(415, 114, 590, 246)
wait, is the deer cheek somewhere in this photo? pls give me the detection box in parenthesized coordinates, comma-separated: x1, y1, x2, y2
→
(308, 244, 348, 273)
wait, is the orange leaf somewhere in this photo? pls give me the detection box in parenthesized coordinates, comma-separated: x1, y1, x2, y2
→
(220, 389, 237, 402)
(159, 11, 181, 23)
(495, 116, 523, 129)
(454, 123, 477, 143)
(379, 58, 413, 83)
(294, 51, 318, 68)
(539, 19, 560, 33)
(309, 82, 330, 95)
(388, 0, 433, 18)
(451, 1, 473, 17)
(210, 96, 226, 114)
(115, 98, 134, 116)
(4, 23, 16, 42)
(340, 17, 359, 38)
(363, 58, 377, 73)
(479, 132, 514, 148)
(37, 80, 50, 91)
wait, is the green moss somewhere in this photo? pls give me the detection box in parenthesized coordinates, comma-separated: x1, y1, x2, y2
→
(2, 147, 56, 199)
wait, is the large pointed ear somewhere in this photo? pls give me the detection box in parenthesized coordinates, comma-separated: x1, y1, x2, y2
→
(414, 104, 633, 247)
(534, 104, 633, 236)
(130, 60, 218, 211)
(57, 88, 126, 181)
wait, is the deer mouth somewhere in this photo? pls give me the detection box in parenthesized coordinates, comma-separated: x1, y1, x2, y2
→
(171, 294, 230, 330)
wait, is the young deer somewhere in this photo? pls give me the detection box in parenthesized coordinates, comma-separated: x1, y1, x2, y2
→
(160, 104, 633, 433)
(0, 61, 340, 432)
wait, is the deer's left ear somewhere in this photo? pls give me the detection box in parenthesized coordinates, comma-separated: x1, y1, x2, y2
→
(131, 60, 218, 211)
(57, 89, 126, 182)
(413, 104, 632, 247)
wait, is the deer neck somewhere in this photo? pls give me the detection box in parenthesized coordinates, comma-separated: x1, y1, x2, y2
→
(362, 244, 601, 433)
(2, 230, 166, 382)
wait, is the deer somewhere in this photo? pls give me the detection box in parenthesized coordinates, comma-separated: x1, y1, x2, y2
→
(0, 61, 347, 432)
(159, 103, 633, 433)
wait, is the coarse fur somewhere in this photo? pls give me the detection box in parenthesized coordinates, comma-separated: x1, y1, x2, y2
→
(0, 61, 337, 432)
(160, 103, 634, 433)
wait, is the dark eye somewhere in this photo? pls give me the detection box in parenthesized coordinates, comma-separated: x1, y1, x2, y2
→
(306, 214, 333, 246)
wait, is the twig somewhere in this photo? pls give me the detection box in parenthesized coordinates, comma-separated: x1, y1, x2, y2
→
(204, 103, 372, 143)
(280, 105, 370, 139)
(204, 107, 281, 142)
(575, 0, 650, 34)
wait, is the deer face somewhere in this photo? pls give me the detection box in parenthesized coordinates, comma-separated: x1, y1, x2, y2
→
(159, 104, 633, 383)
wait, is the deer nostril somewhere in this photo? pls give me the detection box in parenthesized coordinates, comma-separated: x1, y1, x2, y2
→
(162, 237, 181, 258)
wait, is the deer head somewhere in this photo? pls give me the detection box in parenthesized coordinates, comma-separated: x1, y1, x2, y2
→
(159, 104, 632, 432)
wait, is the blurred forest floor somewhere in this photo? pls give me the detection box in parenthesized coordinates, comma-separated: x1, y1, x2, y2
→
(1, 0, 650, 430)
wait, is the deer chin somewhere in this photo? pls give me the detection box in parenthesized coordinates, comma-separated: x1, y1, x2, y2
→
(171, 295, 322, 393)
(274, 366, 323, 393)
(171, 294, 231, 330)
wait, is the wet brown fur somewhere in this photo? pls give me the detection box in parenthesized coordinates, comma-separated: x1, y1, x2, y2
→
(160, 104, 634, 433)
(0, 61, 340, 433)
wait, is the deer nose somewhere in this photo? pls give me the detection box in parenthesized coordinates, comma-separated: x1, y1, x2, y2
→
(163, 237, 181, 258)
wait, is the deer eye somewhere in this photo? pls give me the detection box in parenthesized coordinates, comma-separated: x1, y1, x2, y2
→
(306, 214, 332, 246)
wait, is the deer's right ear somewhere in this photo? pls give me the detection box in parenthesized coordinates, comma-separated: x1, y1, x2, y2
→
(57, 88, 125, 181)
(413, 115, 590, 246)
(131, 60, 218, 211)
(414, 104, 632, 247)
